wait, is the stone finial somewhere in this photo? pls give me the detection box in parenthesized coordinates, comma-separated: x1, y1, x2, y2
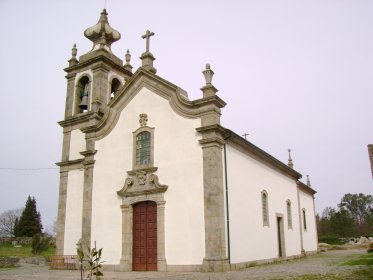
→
(68, 43, 79, 66)
(72, 44, 77, 58)
(139, 113, 148, 127)
(140, 30, 156, 73)
(201, 63, 218, 98)
(84, 9, 121, 51)
(287, 149, 294, 169)
(124, 49, 133, 72)
(202, 64, 214, 85)
(306, 175, 311, 187)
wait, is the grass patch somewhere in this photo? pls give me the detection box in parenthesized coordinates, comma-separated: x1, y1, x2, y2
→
(344, 252, 373, 266)
(271, 268, 373, 279)
(0, 243, 55, 257)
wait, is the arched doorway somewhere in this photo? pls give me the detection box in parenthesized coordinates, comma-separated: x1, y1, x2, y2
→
(132, 201, 157, 271)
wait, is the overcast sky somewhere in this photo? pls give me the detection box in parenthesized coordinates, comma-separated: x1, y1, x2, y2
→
(0, 0, 372, 229)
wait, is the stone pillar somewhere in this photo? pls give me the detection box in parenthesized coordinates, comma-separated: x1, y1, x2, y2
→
(92, 65, 110, 106)
(64, 74, 77, 118)
(296, 185, 305, 254)
(120, 204, 132, 271)
(201, 141, 229, 271)
(81, 145, 96, 248)
(157, 201, 167, 271)
(56, 169, 68, 255)
(197, 126, 229, 272)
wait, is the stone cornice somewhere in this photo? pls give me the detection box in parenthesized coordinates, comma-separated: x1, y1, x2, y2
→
(196, 124, 226, 135)
(193, 95, 226, 109)
(80, 150, 97, 157)
(64, 52, 132, 78)
(224, 129, 302, 181)
(58, 111, 98, 128)
(297, 181, 317, 196)
(56, 159, 84, 171)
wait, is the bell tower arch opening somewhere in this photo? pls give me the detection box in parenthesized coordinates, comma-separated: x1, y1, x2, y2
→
(110, 78, 122, 100)
(75, 76, 90, 114)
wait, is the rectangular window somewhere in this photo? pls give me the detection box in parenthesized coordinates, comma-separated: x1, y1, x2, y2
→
(136, 132, 151, 165)
(287, 200, 292, 229)
(302, 208, 307, 231)
(262, 191, 269, 226)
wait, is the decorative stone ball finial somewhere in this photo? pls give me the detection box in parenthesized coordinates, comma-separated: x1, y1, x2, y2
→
(84, 9, 121, 50)
(202, 63, 214, 85)
(139, 113, 148, 127)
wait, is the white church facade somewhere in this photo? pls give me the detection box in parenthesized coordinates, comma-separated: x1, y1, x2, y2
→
(56, 9, 318, 272)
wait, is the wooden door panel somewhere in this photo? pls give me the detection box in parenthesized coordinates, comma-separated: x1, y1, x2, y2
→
(133, 201, 157, 271)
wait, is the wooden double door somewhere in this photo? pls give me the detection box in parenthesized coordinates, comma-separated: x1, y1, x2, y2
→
(133, 201, 157, 271)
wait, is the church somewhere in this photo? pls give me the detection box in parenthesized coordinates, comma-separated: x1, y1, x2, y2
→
(56, 9, 318, 272)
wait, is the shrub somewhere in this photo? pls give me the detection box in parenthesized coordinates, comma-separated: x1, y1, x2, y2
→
(31, 234, 51, 255)
(318, 236, 345, 245)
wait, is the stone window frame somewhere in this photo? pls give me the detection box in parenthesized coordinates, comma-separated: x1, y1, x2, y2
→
(261, 190, 269, 227)
(302, 208, 307, 231)
(286, 199, 293, 229)
(132, 126, 155, 171)
(74, 75, 92, 115)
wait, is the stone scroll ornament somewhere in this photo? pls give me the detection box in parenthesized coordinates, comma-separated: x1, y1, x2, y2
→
(117, 168, 168, 198)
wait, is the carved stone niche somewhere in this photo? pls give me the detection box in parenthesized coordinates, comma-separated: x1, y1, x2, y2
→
(117, 167, 168, 197)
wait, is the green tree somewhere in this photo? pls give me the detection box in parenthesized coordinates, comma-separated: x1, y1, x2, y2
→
(14, 196, 43, 237)
(330, 209, 355, 237)
(338, 193, 373, 225)
(317, 207, 335, 237)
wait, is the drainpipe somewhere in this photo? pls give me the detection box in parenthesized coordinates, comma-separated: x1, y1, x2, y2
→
(223, 137, 231, 264)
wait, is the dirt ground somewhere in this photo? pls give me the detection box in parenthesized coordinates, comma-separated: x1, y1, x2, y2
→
(0, 249, 369, 280)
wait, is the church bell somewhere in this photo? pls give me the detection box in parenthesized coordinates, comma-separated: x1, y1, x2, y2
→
(79, 93, 88, 110)
(79, 83, 89, 110)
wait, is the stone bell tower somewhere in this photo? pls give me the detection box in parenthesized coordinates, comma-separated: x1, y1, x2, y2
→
(56, 9, 133, 254)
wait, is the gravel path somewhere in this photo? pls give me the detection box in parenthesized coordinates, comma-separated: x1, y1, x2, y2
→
(0, 249, 368, 280)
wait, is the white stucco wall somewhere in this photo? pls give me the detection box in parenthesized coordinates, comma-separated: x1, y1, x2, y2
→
(64, 169, 84, 255)
(69, 129, 85, 160)
(225, 144, 302, 263)
(299, 190, 318, 252)
(91, 87, 204, 265)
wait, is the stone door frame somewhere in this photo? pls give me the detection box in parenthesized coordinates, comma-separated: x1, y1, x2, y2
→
(119, 193, 166, 271)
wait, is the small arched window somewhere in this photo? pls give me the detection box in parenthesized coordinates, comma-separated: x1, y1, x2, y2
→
(110, 78, 121, 100)
(136, 131, 151, 166)
(287, 200, 292, 229)
(302, 208, 307, 231)
(261, 190, 269, 226)
(75, 76, 90, 114)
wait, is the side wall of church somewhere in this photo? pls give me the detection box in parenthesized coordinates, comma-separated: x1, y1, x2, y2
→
(63, 169, 84, 255)
(91, 87, 205, 265)
(299, 190, 318, 252)
(225, 144, 302, 263)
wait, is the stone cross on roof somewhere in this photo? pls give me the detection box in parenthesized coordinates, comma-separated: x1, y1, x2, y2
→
(142, 30, 155, 53)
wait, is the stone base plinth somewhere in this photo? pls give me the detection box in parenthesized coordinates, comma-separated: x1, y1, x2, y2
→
(202, 258, 230, 272)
